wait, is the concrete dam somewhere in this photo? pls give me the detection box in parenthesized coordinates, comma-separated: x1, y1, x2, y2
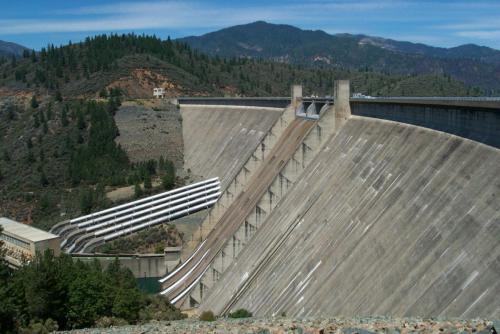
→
(169, 82, 499, 318)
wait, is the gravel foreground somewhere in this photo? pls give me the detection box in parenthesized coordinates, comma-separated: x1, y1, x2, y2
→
(58, 317, 499, 334)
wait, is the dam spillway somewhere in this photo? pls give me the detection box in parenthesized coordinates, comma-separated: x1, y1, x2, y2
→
(169, 83, 500, 318)
(201, 116, 500, 318)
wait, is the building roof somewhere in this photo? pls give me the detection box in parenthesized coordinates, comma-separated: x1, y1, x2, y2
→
(0, 217, 59, 243)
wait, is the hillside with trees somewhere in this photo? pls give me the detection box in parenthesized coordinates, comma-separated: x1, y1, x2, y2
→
(0, 93, 177, 230)
(0, 33, 482, 99)
(180, 21, 500, 93)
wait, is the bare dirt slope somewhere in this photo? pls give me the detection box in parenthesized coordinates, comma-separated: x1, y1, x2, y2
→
(181, 105, 282, 189)
(202, 116, 500, 318)
(114, 100, 183, 167)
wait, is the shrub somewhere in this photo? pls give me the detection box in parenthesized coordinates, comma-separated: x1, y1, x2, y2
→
(134, 182, 143, 198)
(94, 316, 128, 328)
(199, 310, 215, 321)
(139, 295, 186, 321)
(19, 318, 58, 334)
(228, 308, 253, 318)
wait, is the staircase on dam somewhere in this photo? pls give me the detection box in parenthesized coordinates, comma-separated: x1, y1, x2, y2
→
(51, 178, 221, 253)
(160, 84, 342, 308)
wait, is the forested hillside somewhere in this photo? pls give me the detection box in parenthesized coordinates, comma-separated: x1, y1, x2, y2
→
(0, 93, 177, 230)
(180, 21, 500, 93)
(0, 34, 482, 99)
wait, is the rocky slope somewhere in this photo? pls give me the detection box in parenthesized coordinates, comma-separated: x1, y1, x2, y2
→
(57, 317, 498, 334)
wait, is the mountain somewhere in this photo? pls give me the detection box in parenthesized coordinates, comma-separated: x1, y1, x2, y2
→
(0, 40, 29, 59)
(180, 21, 500, 92)
(0, 33, 478, 100)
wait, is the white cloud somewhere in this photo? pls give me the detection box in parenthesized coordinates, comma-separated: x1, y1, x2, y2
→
(0, 0, 414, 35)
(456, 30, 500, 39)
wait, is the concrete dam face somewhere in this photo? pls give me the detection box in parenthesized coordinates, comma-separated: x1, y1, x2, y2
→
(175, 88, 500, 318)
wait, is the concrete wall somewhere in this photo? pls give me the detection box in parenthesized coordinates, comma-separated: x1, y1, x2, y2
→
(181, 98, 500, 149)
(201, 116, 500, 318)
(72, 254, 177, 279)
(178, 98, 290, 108)
(181, 105, 283, 189)
(180, 105, 292, 259)
(34, 238, 61, 256)
(189, 104, 337, 306)
(351, 101, 500, 148)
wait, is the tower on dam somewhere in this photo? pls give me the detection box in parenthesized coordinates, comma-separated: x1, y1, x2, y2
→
(334, 79, 351, 130)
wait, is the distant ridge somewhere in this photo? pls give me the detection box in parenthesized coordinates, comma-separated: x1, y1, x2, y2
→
(0, 40, 29, 59)
(180, 21, 500, 91)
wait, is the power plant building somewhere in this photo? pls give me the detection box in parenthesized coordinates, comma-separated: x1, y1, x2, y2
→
(0, 217, 61, 267)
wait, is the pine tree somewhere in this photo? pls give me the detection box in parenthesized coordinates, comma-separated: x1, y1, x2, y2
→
(134, 182, 143, 198)
(76, 110, 86, 130)
(144, 172, 152, 190)
(55, 91, 63, 102)
(31, 95, 39, 109)
(61, 106, 69, 127)
(2, 149, 10, 162)
(40, 171, 49, 187)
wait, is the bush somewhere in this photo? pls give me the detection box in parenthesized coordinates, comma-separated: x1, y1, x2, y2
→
(139, 295, 186, 321)
(94, 316, 128, 328)
(134, 182, 143, 198)
(19, 318, 58, 334)
(228, 308, 253, 318)
(199, 310, 215, 321)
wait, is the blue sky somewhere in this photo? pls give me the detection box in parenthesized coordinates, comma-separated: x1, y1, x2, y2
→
(1, 0, 500, 50)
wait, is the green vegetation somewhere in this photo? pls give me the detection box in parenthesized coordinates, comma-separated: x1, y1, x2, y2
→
(97, 225, 183, 254)
(199, 310, 216, 322)
(0, 34, 481, 98)
(228, 308, 253, 318)
(0, 250, 185, 333)
(0, 96, 176, 230)
(181, 21, 500, 94)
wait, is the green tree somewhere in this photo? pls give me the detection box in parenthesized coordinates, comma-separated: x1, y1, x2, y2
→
(76, 110, 86, 130)
(79, 188, 94, 214)
(33, 113, 40, 128)
(134, 182, 143, 198)
(30, 49, 37, 62)
(67, 262, 108, 328)
(26, 150, 35, 163)
(61, 106, 69, 127)
(144, 172, 152, 190)
(162, 173, 175, 190)
(39, 171, 49, 187)
(161, 160, 175, 190)
(31, 95, 39, 109)
(2, 149, 10, 162)
(99, 88, 108, 98)
(55, 90, 63, 102)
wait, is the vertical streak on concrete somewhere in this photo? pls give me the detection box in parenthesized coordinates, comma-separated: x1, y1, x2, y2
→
(334, 80, 351, 132)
